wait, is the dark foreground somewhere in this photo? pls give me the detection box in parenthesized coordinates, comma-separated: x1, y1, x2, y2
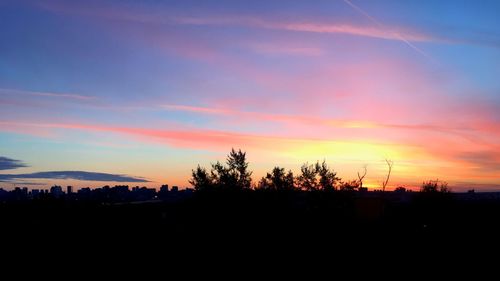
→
(2, 190, 500, 267)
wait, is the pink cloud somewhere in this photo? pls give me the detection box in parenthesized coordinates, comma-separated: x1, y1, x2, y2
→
(153, 55, 499, 145)
(278, 22, 430, 42)
(160, 101, 498, 143)
(161, 104, 232, 115)
(246, 43, 324, 57)
(0, 121, 287, 151)
(173, 15, 432, 42)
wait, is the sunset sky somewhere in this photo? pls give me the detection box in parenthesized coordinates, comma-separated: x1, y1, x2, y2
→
(1, 0, 500, 191)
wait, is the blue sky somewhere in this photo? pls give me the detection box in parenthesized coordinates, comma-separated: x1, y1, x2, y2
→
(1, 0, 500, 190)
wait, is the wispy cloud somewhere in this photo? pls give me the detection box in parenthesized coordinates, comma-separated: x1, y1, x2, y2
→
(37, 0, 500, 51)
(38, 1, 433, 43)
(0, 171, 149, 182)
(278, 22, 430, 42)
(5, 182, 47, 186)
(246, 43, 324, 56)
(161, 104, 231, 115)
(0, 156, 28, 170)
(0, 88, 95, 101)
(174, 15, 432, 43)
(160, 103, 482, 135)
(457, 151, 500, 172)
(0, 120, 398, 156)
(0, 121, 284, 150)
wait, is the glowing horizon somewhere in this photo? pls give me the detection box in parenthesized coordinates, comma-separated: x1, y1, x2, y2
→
(1, 0, 500, 191)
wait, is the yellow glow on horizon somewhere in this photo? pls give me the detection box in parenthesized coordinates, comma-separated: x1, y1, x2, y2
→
(279, 140, 406, 163)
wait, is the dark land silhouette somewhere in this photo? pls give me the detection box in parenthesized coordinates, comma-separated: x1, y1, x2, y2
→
(1, 149, 500, 264)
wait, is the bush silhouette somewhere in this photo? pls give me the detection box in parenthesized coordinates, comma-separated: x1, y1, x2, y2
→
(421, 180, 451, 193)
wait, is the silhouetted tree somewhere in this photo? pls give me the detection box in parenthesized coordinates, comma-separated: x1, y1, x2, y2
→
(316, 160, 340, 191)
(357, 165, 367, 189)
(257, 176, 268, 190)
(297, 163, 318, 191)
(339, 180, 359, 191)
(189, 165, 212, 191)
(421, 180, 450, 193)
(297, 160, 339, 191)
(284, 170, 295, 190)
(226, 148, 252, 189)
(258, 167, 295, 191)
(381, 159, 393, 192)
(190, 149, 252, 190)
(394, 186, 407, 192)
(211, 161, 237, 188)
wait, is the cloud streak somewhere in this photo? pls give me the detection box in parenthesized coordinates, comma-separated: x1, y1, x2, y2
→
(246, 43, 324, 57)
(0, 171, 149, 183)
(0, 157, 28, 170)
(174, 15, 432, 43)
(160, 103, 490, 136)
(0, 88, 95, 101)
(36, 0, 500, 51)
(0, 121, 289, 150)
(38, 1, 433, 43)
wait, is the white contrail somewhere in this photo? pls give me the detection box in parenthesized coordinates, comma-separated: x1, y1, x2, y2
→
(343, 0, 434, 61)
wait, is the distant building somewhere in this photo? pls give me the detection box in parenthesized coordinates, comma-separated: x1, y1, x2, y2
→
(12, 187, 28, 200)
(79, 187, 91, 193)
(114, 185, 129, 192)
(158, 184, 170, 199)
(50, 185, 63, 198)
(171, 186, 179, 192)
(31, 189, 40, 197)
(77, 187, 91, 197)
(67, 186, 73, 194)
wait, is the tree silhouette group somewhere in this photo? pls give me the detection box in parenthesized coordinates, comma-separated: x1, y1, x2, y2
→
(190, 149, 347, 192)
(191, 148, 452, 193)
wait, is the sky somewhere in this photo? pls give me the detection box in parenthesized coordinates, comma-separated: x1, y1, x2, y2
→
(1, 0, 500, 191)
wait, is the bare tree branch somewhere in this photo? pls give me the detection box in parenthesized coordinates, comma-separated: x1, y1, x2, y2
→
(357, 165, 367, 189)
(381, 159, 393, 192)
